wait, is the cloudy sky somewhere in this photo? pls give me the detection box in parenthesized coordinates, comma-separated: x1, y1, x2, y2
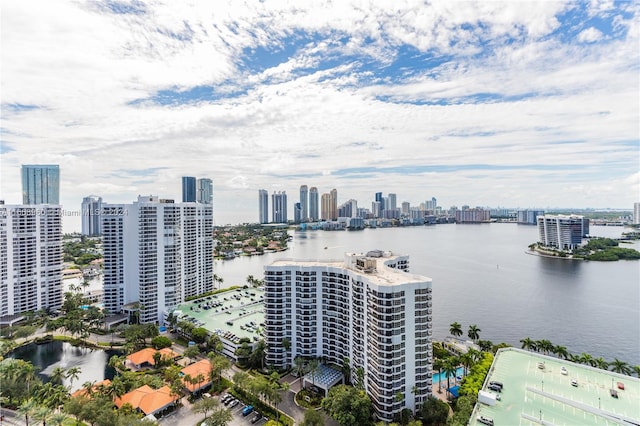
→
(1, 0, 638, 230)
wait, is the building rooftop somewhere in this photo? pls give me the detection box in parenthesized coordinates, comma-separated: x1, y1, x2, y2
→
(115, 384, 178, 415)
(181, 359, 212, 392)
(470, 348, 640, 426)
(174, 287, 265, 343)
(268, 252, 430, 286)
(126, 347, 180, 367)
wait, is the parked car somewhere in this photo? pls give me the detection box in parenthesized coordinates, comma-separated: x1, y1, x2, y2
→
(488, 384, 502, 392)
(251, 413, 262, 424)
(242, 405, 254, 416)
(229, 399, 240, 408)
(489, 381, 503, 389)
(571, 379, 578, 387)
(478, 415, 494, 426)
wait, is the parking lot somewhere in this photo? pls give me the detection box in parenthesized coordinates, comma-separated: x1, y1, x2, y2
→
(213, 393, 268, 426)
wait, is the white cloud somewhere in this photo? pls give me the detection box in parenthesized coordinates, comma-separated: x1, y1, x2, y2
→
(1, 1, 638, 230)
(578, 27, 604, 43)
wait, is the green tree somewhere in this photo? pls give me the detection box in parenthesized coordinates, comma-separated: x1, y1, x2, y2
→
(610, 358, 631, 375)
(50, 366, 67, 386)
(249, 340, 267, 370)
(449, 322, 463, 338)
(184, 345, 201, 363)
(301, 408, 325, 426)
(308, 359, 320, 388)
(520, 337, 535, 351)
(18, 398, 38, 426)
(151, 335, 173, 349)
(192, 397, 221, 420)
(66, 366, 82, 388)
(419, 396, 449, 425)
(321, 384, 371, 426)
(467, 324, 481, 342)
(433, 358, 444, 392)
(341, 357, 352, 385)
(293, 356, 308, 379)
(191, 327, 209, 344)
(208, 352, 231, 389)
(554, 345, 569, 360)
(443, 358, 458, 391)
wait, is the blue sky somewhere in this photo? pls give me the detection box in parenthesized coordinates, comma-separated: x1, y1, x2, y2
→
(1, 1, 638, 229)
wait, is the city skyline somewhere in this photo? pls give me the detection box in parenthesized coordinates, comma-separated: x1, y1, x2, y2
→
(1, 2, 638, 229)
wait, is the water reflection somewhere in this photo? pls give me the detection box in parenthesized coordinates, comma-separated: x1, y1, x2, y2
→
(10, 341, 120, 392)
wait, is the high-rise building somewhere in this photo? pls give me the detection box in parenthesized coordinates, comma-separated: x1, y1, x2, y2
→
(101, 195, 213, 324)
(375, 192, 384, 216)
(456, 207, 491, 223)
(264, 251, 433, 421)
(517, 210, 544, 225)
(0, 203, 63, 316)
(21, 164, 60, 204)
(338, 199, 357, 218)
(293, 202, 302, 223)
(321, 193, 331, 221)
(196, 178, 213, 204)
(401, 201, 410, 215)
(537, 214, 589, 250)
(372, 201, 382, 218)
(634, 202, 640, 225)
(330, 189, 338, 221)
(182, 176, 196, 202)
(309, 187, 319, 221)
(300, 185, 308, 222)
(387, 193, 397, 211)
(425, 197, 437, 212)
(258, 190, 269, 224)
(81, 195, 103, 236)
(271, 191, 287, 223)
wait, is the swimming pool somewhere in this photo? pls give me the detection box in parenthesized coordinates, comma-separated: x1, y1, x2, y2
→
(432, 366, 465, 384)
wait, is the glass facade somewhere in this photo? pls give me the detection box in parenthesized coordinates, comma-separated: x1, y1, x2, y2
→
(21, 164, 60, 204)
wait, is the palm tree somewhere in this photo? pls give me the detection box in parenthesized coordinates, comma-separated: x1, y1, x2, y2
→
(449, 322, 463, 338)
(18, 398, 38, 426)
(467, 325, 481, 342)
(341, 357, 351, 385)
(50, 366, 66, 386)
(520, 337, 535, 351)
(538, 340, 553, 355)
(32, 406, 53, 426)
(609, 358, 631, 375)
(48, 412, 70, 426)
(443, 358, 458, 392)
(82, 381, 96, 397)
(433, 358, 444, 392)
(293, 357, 308, 380)
(308, 359, 320, 388)
(66, 366, 81, 388)
(459, 352, 474, 377)
(554, 345, 569, 360)
(580, 353, 594, 367)
(593, 357, 609, 370)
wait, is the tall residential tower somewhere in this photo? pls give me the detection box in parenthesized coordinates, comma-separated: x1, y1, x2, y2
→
(81, 195, 103, 236)
(101, 195, 213, 324)
(264, 251, 433, 421)
(299, 185, 308, 222)
(309, 187, 319, 221)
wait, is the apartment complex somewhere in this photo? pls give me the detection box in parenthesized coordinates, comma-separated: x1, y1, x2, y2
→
(264, 251, 433, 421)
(258, 189, 269, 224)
(102, 195, 213, 324)
(81, 195, 103, 236)
(271, 191, 287, 223)
(537, 214, 589, 250)
(517, 209, 544, 225)
(455, 207, 491, 223)
(0, 204, 63, 316)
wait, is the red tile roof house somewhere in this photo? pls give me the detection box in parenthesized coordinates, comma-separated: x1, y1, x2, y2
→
(115, 385, 178, 417)
(180, 359, 213, 394)
(126, 347, 180, 369)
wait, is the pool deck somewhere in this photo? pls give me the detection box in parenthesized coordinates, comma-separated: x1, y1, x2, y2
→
(470, 348, 640, 426)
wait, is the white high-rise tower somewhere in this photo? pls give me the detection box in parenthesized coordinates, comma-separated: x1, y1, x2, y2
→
(101, 195, 213, 324)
